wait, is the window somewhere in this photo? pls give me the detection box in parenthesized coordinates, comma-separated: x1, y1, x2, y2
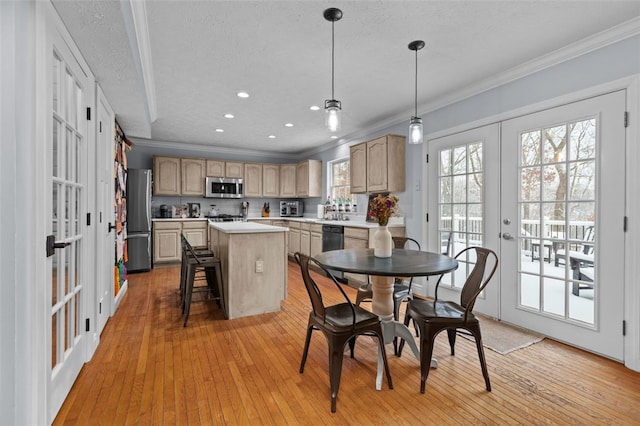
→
(328, 158, 351, 203)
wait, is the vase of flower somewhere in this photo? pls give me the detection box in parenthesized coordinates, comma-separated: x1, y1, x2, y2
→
(368, 193, 399, 258)
(373, 224, 393, 258)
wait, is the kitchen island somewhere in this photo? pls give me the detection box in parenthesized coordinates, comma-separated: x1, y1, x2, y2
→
(208, 221, 289, 319)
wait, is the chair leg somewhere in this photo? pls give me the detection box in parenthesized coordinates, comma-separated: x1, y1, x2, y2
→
(299, 324, 314, 374)
(183, 265, 196, 327)
(447, 328, 457, 356)
(419, 324, 437, 394)
(348, 336, 356, 358)
(328, 339, 346, 413)
(469, 324, 491, 391)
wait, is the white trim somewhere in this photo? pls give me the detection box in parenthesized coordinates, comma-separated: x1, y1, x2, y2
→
(624, 76, 640, 372)
(124, 0, 157, 123)
(130, 136, 301, 162)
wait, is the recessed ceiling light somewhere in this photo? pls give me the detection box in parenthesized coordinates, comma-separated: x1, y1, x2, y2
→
(268, 135, 276, 139)
(331, 135, 338, 139)
(285, 123, 294, 127)
(309, 105, 320, 111)
(215, 128, 224, 132)
(237, 92, 249, 98)
(224, 113, 234, 119)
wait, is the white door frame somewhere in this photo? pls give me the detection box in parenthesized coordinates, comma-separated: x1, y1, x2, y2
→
(423, 75, 640, 371)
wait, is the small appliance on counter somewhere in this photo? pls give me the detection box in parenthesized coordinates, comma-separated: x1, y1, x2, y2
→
(280, 200, 303, 217)
(209, 205, 219, 217)
(160, 204, 171, 218)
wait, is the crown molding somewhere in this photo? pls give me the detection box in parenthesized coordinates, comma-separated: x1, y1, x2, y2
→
(130, 137, 301, 162)
(121, 0, 157, 123)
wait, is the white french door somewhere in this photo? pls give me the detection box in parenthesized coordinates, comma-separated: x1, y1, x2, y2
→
(427, 91, 626, 360)
(427, 124, 501, 317)
(96, 86, 114, 335)
(500, 91, 625, 360)
(46, 15, 90, 420)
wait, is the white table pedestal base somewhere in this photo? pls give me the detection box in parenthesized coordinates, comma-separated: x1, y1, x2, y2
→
(370, 275, 437, 390)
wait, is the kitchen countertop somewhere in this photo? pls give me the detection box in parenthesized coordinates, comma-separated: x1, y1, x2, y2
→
(208, 221, 289, 234)
(152, 217, 208, 221)
(246, 216, 405, 229)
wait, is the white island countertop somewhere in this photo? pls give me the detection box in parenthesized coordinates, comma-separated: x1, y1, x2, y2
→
(208, 220, 288, 234)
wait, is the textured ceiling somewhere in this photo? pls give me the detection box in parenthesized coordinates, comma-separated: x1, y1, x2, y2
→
(52, 1, 640, 156)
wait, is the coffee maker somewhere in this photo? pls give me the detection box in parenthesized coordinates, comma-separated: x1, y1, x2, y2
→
(241, 201, 249, 220)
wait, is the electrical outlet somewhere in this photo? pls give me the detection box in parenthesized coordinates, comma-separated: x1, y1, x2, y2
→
(255, 260, 263, 273)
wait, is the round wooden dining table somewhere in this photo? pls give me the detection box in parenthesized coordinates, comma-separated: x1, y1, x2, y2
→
(314, 248, 458, 390)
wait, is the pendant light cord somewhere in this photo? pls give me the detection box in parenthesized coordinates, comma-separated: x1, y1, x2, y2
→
(331, 20, 335, 100)
(414, 49, 418, 117)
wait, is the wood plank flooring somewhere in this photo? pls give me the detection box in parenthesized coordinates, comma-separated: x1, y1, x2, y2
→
(54, 261, 640, 425)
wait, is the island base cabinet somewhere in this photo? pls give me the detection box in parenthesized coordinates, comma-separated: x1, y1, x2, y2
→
(216, 231, 288, 319)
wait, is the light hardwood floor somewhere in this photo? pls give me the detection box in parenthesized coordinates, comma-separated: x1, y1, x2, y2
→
(54, 261, 640, 425)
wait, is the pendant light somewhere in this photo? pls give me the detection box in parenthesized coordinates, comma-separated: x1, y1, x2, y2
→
(408, 40, 425, 144)
(324, 8, 343, 133)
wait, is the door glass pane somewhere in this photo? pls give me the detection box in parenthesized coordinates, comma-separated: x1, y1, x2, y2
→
(437, 141, 484, 289)
(518, 118, 596, 326)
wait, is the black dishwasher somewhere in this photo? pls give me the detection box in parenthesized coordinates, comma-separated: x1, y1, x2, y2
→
(322, 225, 345, 281)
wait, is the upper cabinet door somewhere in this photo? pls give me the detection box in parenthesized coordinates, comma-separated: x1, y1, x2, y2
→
(206, 160, 225, 177)
(244, 163, 263, 197)
(225, 161, 244, 178)
(279, 164, 297, 197)
(181, 158, 206, 196)
(153, 156, 181, 195)
(350, 142, 367, 193)
(262, 164, 280, 198)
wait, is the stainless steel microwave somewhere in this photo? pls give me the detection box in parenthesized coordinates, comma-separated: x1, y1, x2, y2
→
(205, 177, 243, 198)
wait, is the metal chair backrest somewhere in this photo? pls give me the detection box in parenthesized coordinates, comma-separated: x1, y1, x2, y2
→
(435, 246, 498, 318)
(294, 252, 357, 327)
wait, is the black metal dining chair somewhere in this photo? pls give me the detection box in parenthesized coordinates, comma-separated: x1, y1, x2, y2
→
(294, 252, 393, 413)
(398, 246, 498, 393)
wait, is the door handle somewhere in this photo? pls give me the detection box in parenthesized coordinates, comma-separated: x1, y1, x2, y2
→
(502, 232, 514, 240)
(46, 234, 71, 257)
(108, 222, 116, 232)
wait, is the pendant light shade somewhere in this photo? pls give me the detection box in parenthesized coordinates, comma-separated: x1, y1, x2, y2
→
(408, 40, 425, 144)
(324, 8, 343, 133)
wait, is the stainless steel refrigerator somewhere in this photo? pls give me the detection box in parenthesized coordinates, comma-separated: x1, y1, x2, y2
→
(126, 169, 152, 272)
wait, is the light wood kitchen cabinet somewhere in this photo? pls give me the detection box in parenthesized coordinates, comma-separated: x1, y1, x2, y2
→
(153, 221, 182, 263)
(296, 159, 322, 198)
(349, 134, 406, 194)
(153, 220, 208, 264)
(299, 222, 311, 256)
(262, 164, 280, 197)
(225, 161, 244, 178)
(310, 224, 323, 257)
(279, 164, 297, 198)
(243, 163, 263, 197)
(153, 156, 181, 195)
(181, 158, 206, 196)
(350, 142, 367, 193)
(206, 160, 225, 177)
(182, 221, 207, 247)
(288, 221, 301, 255)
